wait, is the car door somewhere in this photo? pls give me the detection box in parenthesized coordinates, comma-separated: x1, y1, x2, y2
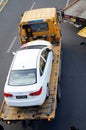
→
(38, 48, 53, 95)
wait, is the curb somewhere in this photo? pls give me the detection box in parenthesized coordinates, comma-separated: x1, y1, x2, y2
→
(0, 0, 8, 12)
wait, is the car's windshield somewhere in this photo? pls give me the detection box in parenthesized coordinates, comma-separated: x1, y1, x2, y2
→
(8, 69, 37, 86)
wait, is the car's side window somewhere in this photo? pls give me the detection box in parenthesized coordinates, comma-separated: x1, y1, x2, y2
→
(39, 49, 49, 76)
(41, 49, 49, 61)
(39, 57, 45, 76)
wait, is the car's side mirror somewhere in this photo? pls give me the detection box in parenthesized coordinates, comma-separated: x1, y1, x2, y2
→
(12, 52, 16, 56)
(46, 48, 51, 52)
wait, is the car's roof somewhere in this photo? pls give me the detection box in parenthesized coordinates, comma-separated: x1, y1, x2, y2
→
(12, 49, 40, 70)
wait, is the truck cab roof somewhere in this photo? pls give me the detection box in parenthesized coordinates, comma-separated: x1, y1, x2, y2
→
(20, 8, 56, 23)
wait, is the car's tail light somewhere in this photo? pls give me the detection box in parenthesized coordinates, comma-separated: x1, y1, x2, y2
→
(4, 93, 13, 97)
(29, 87, 42, 96)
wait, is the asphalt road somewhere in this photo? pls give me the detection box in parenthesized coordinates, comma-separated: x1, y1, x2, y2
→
(0, 0, 86, 130)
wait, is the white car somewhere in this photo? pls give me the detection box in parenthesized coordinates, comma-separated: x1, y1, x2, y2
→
(4, 40, 54, 107)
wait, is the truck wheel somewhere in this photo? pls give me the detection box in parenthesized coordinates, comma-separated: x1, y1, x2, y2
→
(21, 120, 27, 129)
(30, 120, 39, 130)
(46, 83, 50, 98)
(0, 125, 4, 130)
(57, 79, 61, 102)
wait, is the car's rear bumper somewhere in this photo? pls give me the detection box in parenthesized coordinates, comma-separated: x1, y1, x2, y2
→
(4, 94, 46, 107)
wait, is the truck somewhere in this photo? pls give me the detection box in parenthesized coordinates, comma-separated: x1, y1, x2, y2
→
(18, 8, 61, 44)
(62, 0, 86, 28)
(0, 8, 62, 128)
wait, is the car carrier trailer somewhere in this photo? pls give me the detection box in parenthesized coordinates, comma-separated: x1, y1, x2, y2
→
(0, 8, 62, 128)
(0, 43, 61, 124)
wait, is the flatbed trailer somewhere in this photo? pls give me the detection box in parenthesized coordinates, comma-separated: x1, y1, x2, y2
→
(0, 8, 62, 127)
(62, 0, 86, 27)
(0, 43, 61, 123)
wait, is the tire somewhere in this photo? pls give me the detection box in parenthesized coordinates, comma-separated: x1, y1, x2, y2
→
(57, 79, 61, 103)
(30, 120, 39, 130)
(46, 83, 50, 98)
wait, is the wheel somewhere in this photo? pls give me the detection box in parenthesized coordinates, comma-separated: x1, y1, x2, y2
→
(46, 83, 50, 98)
(30, 120, 39, 130)
(21, 120, 40, 130)
(0, 125, 4, 130)
(21, 120, 27, 129)
(57, 79, 61, 103)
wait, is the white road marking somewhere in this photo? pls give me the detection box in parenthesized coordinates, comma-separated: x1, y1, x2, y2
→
(0, 0, 8, 12)
(6, 36, 17, 53)
(30, 2, 35, 10)
(66, 0, 70, 7)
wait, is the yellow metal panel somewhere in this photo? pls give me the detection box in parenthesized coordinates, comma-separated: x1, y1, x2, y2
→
(21, 8, 56, 23)
(77, 27, 86, 38)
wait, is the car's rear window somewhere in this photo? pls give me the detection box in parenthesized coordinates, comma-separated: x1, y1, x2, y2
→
(8, 69, 37, 86)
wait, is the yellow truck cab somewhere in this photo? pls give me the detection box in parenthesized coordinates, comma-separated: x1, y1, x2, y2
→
(18, 8, 61, 44)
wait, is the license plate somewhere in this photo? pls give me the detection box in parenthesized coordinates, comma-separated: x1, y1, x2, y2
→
(16, 95, 27, 99)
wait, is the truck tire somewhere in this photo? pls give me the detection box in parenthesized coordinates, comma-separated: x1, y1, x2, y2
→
(30, 120, 39, 130)
(21, 120, 39, 130)
(57, 79, 61, 103)
(46, 83, 50, 98)
(0, 125, 4, 130)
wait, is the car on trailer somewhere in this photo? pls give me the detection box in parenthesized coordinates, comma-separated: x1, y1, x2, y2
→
(4, 40, 54, 107)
